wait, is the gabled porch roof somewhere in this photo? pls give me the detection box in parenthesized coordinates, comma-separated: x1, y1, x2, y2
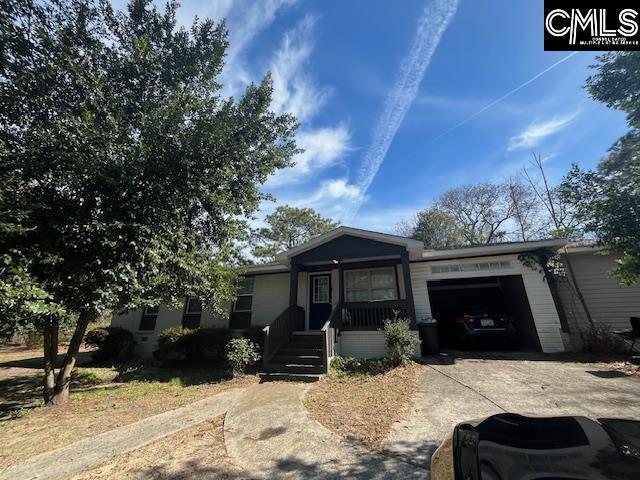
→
(274, 226, 424, 266)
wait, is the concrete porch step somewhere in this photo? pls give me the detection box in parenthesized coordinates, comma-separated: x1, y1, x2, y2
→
(258, 372, 321, 383)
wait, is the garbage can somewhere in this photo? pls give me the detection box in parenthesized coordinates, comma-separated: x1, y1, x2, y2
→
(418, 318, 439, 355)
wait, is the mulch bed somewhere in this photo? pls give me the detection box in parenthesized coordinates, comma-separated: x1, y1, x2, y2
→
(303, 364, 422, 450)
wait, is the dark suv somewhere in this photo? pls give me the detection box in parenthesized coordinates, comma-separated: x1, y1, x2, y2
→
(455, 311, 517, 348)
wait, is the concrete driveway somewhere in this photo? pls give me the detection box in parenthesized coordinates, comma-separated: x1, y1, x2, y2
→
(384, 352, 640, 468)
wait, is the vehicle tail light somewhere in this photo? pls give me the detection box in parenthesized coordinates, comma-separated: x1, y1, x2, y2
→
(501, 315, 513, 323)
(456, 315, 473, 324)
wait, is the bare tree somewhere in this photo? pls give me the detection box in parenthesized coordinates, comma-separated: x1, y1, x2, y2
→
(393, 219, 416, 238)
(505, 176, 549, 241)
(522, 154, 582, 237)
(436, 182, 516, 245)
(523, 153, 594, 326)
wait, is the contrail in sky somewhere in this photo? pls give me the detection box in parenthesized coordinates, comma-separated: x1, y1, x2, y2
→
(432, 51, 579, 141)
(346, 0, 460, 221)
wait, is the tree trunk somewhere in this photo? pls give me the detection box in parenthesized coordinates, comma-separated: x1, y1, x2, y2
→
(47, 310, 94, 406)
(42, 316, 59, 404)
(562, 247, 594, 327)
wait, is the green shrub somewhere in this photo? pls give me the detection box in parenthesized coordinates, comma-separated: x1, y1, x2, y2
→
(157, 327, 231, 363)
(581, 322, 626, 354)
(384, 314, 417, 367)
(330, 355, 392, 376)
(157, 327, 195, 361)
(240, 326, 265, 357)
(191, 328, 232, 362)
(84, 327, 136, 362)
(225, 338, 261, 377)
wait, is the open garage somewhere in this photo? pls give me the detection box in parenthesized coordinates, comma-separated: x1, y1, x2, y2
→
(427, 275, 542, 350)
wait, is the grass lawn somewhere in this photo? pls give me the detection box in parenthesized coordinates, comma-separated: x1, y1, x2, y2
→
(70, 414, 249, 480)
(303, 362, 422, 450)
(0, 345, 257, 470)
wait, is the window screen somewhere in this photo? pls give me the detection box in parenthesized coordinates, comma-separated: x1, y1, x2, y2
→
(345, 268, 397, 302)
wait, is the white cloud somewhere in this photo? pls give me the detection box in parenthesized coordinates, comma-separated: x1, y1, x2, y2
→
(507, 112, 579, 152)
(266, 125, 351, 187)
(344, 0, 460, 222)
(261, 16, 351, 186)
(313, 178, 364, 202)
(282, 178, 365, 222)
(269, 15, 331, 123)
(218, 0, 298, 98)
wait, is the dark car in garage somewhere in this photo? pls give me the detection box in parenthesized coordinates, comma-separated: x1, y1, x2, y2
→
(456, 311, 517, 349)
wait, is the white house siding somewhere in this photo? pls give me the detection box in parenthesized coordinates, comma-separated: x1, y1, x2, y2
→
(559, 251, 640, 349)
(250, 273, 290, 327)
(337, 330, 420, 359)
(111, 301, 228, 357)
(409, 254, 566, 353)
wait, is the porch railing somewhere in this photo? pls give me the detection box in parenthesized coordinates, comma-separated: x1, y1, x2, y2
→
(262, 305, 304, 366)
(341, 300, 408, 330)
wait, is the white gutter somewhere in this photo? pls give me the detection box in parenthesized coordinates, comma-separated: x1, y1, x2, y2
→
(420, 238, 569, 261)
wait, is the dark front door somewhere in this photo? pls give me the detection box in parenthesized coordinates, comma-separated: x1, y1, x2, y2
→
(309, 274, 332, 330)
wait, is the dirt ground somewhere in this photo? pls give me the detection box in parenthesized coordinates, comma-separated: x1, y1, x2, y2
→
(0, 344, 258, 470)
(303, 364, 421, 450)
(70, 415, 250, 480)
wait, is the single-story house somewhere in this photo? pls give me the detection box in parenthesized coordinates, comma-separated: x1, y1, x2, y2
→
(111, 227, 639, 379)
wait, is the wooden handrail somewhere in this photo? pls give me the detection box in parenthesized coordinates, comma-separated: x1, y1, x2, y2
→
(321, 304, 340, 373)
(262, 305, 303, 366)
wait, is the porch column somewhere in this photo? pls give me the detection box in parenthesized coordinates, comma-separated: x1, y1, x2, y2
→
(338, 261, 344, 328)
(289, 262, 300, 329)
(401, 252, 417, 327)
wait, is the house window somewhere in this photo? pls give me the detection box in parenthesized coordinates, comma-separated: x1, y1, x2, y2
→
(345, 267, 397, 302)
(234, 277, 254, 312)
(312, 276, 330, 303)
(182, 297, 202, 329)
(139, 306, 159, 331)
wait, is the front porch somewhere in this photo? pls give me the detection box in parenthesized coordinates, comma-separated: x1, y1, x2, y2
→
(260, 230, 423, 380)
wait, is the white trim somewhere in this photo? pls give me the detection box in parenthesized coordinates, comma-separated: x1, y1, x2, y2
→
(244, 263, 289, 274)
(562, 246, 600, 254)
(275, 226, 424, 264)
(344, 267, 398, 302)
(306, 271, 332, 331)
(421, 238, 568, 261)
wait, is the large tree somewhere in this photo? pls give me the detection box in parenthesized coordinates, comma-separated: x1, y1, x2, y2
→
(396, 208, 464, 248)
(435, 182, 517, 245)
(252, 206, 337, 261)
(561, 52, 640, 286)
(0, 0, 297, 404)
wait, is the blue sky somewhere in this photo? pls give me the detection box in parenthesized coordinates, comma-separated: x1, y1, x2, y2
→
(114, 0, 629, 232)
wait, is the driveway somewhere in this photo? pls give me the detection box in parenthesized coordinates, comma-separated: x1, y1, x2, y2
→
(384, 352, 640, 468)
